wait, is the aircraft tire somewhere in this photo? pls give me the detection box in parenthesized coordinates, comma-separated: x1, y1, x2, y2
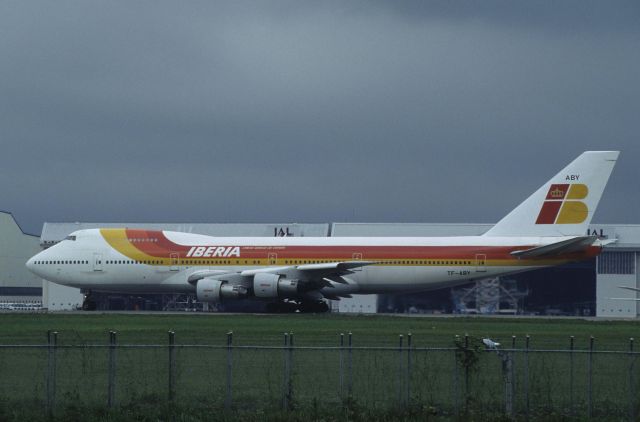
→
(299, 300, 329, 313)
(266, 301, 298, 313)
(81, 300, 97, 311)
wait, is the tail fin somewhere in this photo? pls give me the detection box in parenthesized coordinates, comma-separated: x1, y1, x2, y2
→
(483, 151, 619, 237)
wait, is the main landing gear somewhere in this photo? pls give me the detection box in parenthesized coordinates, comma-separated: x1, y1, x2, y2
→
(81, 291, 97, 311)
(266, 300, 329, 314)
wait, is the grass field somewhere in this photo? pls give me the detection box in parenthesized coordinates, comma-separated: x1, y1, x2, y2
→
(0, 312, 639, 421)
(0, 312, 638, 349)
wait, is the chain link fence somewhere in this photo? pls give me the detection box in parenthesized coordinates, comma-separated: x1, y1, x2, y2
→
(0, 332, 638, 419)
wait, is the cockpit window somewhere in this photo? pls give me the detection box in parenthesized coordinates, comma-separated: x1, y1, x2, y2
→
(65, 235, 77, 241)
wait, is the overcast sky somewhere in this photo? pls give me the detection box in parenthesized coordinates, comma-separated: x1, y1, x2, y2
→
(1, 1, 639, 235)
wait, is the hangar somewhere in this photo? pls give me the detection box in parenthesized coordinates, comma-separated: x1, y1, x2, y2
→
(1, 212, 638, 317)
(0, 211, 42, 308)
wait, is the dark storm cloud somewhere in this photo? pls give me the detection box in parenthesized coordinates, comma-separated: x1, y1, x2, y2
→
(1, 1, 639, 234)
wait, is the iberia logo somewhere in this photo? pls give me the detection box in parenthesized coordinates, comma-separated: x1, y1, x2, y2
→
(535, 184, 589, 224)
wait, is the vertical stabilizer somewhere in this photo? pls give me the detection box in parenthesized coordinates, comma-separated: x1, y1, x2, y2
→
(483, 151, 619, 237)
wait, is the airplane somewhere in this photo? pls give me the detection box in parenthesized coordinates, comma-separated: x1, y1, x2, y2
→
(26, 151, 619, 312)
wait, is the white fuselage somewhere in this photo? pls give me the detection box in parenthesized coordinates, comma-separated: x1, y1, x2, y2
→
(26, 229, 598, 297)
(25, 151, 618, 303)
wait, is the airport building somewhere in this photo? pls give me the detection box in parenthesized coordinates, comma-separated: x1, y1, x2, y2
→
(1, 212, 638, 317)
(0, 211, 43, 308)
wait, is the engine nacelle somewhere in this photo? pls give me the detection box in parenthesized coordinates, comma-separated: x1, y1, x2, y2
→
(220, 283, 247, 299)
(197, 278, 223, 302)
(253, 273, 299, 298)
(196, 277, 248, 302)
(278, 278, 299, 296)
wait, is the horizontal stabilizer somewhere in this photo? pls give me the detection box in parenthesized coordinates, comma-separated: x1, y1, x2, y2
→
(511, 236, 597, 258)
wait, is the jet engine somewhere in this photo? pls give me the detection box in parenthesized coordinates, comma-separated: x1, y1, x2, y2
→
(253, 273, 300, 298)
(196, 277, 248, 303)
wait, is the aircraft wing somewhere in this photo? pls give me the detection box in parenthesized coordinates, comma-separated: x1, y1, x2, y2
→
(240, 260, 376, 278)
(188, 261, 373, 297)
(188, 270, 238, 284)
(188, 261, 374, 282)
(510, 236, 598, 259)
(293, 261, 377, 272)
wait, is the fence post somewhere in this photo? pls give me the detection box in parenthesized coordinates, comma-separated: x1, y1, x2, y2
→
(503, 351, 514, 417)
(282, 332, 289, 410)
(282, 332, 294, 410)
(168, 331, 176, 401)
(397, 334, 404, 407)
(339, 333, 344, 400)
(108, 331, 117, 408)
(629, 337, 635, 422)
(511, 335, 516, 415)
(225, 331, 233, 409)
(348, 332, 353, 398)
(46, 330, 58, 415)
(524, 335, 530, 417)
(289, 332, 294, 408)
(453, 335, 460, 417)
(464, 333, 469, 407)
(588, 336, 594, 419)
(569, 336, 575, 416)
(406, 332, 412, 406)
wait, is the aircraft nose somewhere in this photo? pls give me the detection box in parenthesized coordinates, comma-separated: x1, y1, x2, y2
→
(25, 254, 40, 276)
(26, 256, 35, 271)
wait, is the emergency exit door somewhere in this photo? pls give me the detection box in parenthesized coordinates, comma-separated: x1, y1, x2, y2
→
(170, 253, 179, 271)
(93, 253, 103, 271)
(475, 254, 487, 272)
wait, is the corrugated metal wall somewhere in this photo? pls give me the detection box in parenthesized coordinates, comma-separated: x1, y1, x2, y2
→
(0, 212, 43, 303)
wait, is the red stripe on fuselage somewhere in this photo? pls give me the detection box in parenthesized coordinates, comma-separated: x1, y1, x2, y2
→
(119, 229, 600, 263)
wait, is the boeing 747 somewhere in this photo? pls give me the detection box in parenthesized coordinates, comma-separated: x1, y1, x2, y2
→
(26, 151, 619, 312)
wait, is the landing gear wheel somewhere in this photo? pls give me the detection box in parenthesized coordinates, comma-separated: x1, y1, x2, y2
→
(82, 293, 97, 311)
(298, 300, 329, 313)
(266, 301, 298, 313)
(81, 300, 97, 311)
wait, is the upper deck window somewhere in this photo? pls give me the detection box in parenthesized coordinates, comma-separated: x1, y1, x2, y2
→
(65, 235, 77, 241)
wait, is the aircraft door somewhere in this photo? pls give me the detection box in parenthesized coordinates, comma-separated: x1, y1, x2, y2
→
(170, 253, 179, 271)
(475, 254, 487, 272)
(268, 253, 277, 265)
(352, 252, 363, 271)
(93, 253, 103, 272)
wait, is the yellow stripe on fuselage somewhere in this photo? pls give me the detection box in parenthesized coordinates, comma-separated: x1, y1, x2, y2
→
(101, 229, 172, 264)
